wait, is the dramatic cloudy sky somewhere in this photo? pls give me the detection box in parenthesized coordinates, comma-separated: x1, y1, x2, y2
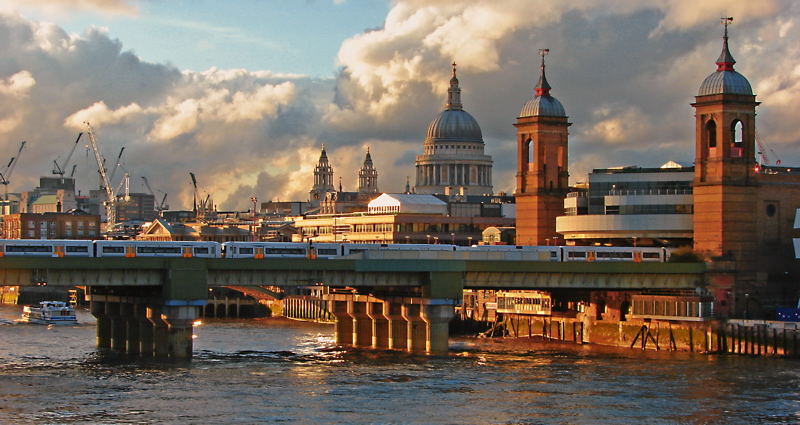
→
(0, 0, 798, 210)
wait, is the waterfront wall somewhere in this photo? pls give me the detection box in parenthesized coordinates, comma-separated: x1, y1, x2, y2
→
(496, 314, 800, 357)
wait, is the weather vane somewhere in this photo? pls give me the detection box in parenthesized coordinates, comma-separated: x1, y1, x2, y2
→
(452, 61, 457, 78)
(721, 16, 733, 37)
(538, 48, 550, 67)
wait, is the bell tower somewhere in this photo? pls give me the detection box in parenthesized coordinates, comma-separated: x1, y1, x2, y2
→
(514, 49, 571, 246)
(692, 17, 759, 262)
(358, 147, 379, 193)
(309, 144, 335, 206)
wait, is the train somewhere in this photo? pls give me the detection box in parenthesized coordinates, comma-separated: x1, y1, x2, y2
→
(0, 239, 674, 262)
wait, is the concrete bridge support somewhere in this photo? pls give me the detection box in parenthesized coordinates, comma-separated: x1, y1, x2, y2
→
(325, 294, 456, 355)
(385, 302, 408, 350)
(88, 294, 201, 359)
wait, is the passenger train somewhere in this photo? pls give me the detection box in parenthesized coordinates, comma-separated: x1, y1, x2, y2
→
(0, 239, 674, 262)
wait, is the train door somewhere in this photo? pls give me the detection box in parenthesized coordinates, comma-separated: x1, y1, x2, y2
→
(125, 245, 136, 258)
(254, 247, 264, 259)
(586, 251, 596, 262)
(53, 245, 65, 258)
(182, 247, 193, 258)
(633, 251, 642, 263)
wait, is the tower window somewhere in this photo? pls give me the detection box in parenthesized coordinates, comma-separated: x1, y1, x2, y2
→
(706, 120, 717, 148)
(731, 120, 743, 158)
(527, 138, 534, 167)
(766, 204, 776, 217)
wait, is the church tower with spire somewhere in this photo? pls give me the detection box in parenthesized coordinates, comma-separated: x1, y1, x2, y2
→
(358, 147, 379, 193)
(692, 18, 759, 265)
(309, 144, 335, 206)
(514, 49, 571, 246)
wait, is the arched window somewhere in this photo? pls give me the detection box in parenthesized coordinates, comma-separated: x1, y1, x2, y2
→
(706, 120, 717, 148)
(526, 138, 534, 166)
(731, 120, 743, 158)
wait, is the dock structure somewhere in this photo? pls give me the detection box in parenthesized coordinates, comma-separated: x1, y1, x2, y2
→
(0, 254, 705, 359)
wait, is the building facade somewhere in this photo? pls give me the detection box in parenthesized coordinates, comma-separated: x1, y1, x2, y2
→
(414, 63, 493, 196)
(3, 211, 100, 239)
(556, 162, 694, 246)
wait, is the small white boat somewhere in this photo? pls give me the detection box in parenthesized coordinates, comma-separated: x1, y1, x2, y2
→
(19, 301, 78, 325)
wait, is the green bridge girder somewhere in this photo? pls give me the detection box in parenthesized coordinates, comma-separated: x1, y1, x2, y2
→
(0, 257, 707, 302)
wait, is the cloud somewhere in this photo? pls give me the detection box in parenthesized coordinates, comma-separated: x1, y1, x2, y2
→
(0, 0, 137, 16)
(0, 70, 35, 97)
(0, 1, 799, 213)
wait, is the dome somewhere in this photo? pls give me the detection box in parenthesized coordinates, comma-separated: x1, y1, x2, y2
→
(519, 95, 566, 118)
(698, 20, 753, 96)
(698, 70, 752, 96)
(425, 109, 483, 142)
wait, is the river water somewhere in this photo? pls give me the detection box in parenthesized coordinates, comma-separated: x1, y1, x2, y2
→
(0, 305, 798, 424)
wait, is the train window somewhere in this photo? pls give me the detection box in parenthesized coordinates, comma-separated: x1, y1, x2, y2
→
(643, 252, 660, 259)
(137, 246, 181, 254)
(317, 249, 338, 255)
(7, 245, 51, 253)
(194, 247, 210, 254)
(239, 248, 254, 254)
(567, 251, 586, 258)
(66, 246, 89, 252)
(102, 246, 124, 253)
(266, 248, 305, 255)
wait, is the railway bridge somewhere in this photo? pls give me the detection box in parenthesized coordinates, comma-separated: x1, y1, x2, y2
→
(0, 252, 705, 358)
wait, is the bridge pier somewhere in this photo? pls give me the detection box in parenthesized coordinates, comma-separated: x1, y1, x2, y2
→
(325, 294, 456, 355)
(90, 301, 111, 349)
(148, 306, 170, 358)
(349, 300, 372, 347)
(385, 302, 407, 350)
(367, 302, 389, 349)
(162, 305, 198, 359)
(330, 300, 353, 345)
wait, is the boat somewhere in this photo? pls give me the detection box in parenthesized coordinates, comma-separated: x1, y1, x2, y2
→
(19, 301, 78, 325)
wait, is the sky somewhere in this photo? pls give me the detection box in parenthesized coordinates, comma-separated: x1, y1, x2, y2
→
(0, 0, 798, 211)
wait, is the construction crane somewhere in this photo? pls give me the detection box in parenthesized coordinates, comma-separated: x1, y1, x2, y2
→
(756, 131, 781, 168)
(141, 176, 169, 213)
(108, 147, 126, 184)
(52, 133, 82, 182)
(84, 122, 117, 232)
(0, 140, 26, 201)
(189, 172, 198, 214)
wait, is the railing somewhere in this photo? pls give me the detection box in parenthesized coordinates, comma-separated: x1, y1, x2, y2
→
(607, 188, 693, 196)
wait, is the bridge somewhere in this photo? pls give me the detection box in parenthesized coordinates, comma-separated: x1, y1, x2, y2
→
(0, 254, 705, 358)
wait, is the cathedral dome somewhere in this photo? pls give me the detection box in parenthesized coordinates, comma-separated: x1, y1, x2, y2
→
(698, 19, 753, 96)
(425, 109, 483, 142)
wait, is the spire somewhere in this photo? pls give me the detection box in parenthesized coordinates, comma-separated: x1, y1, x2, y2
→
(405, 176, 411, 194)
(319, 144, 328, 161)
(446, 61, 463, 110)
(716, 17, 736, 71)
(535, 48, 552, 96)
(363, 146, 373, 167)
(338, 176, 342, 192)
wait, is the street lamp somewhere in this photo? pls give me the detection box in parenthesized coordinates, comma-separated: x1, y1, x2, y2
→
(467, 236, 473, 246)
(545, 238, 550, 246)
(405, 235, 410, 244)
(633, 236, 638, 247)
(434, 236, 439, 244)
(450, 233, 455, 245)
(426, 234, 431, 244)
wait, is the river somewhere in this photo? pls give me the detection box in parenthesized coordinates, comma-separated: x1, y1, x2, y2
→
(0, 305, 798, 424)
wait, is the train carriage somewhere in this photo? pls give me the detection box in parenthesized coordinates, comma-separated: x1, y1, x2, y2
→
(0, 239, 94, 257)
(94, 240, 220, 258)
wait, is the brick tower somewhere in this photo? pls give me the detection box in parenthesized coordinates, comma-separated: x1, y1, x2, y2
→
(514, 49, 570, 246)
(692, 18, 759, 268)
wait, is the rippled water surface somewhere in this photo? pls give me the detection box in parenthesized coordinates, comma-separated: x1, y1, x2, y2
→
(1, 305, 799, 424)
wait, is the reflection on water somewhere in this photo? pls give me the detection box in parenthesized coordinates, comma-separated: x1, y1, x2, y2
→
(0, 305, 799, 424)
